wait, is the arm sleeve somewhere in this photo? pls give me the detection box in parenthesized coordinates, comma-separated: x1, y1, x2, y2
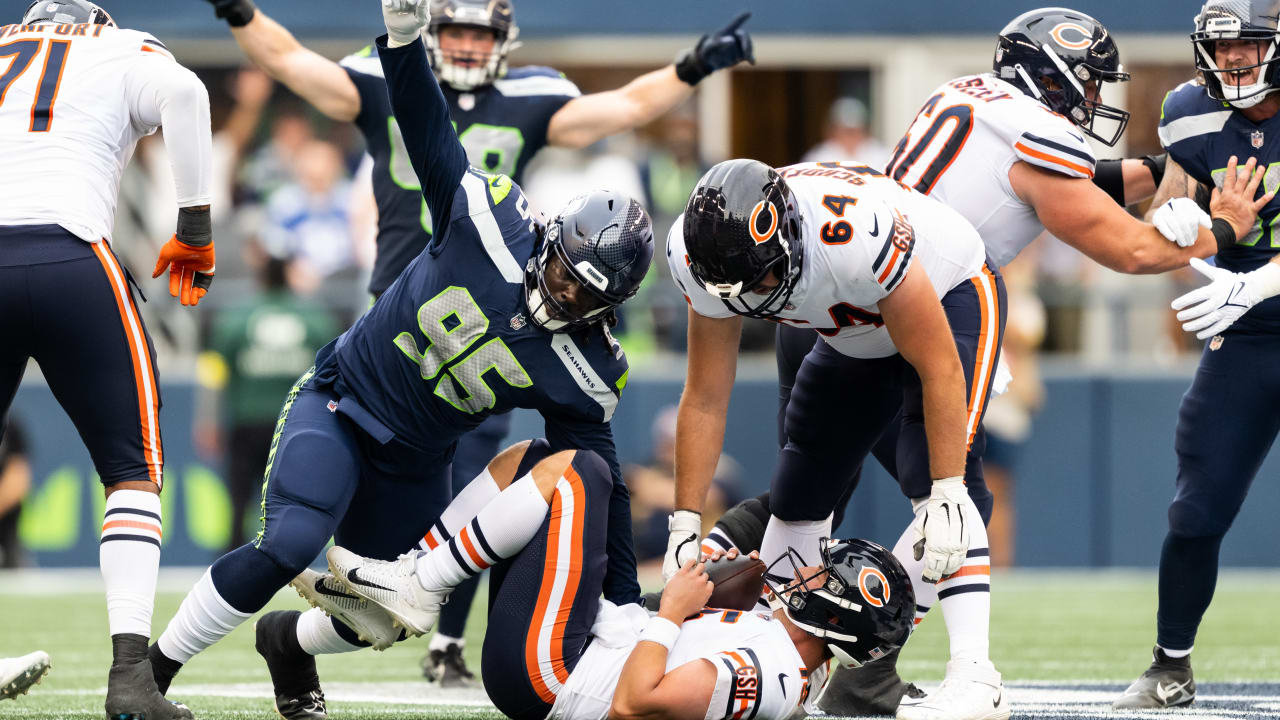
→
(543, 413, 641, 604)
(123, 55, 212, 208)
(376, 35, 468, 228)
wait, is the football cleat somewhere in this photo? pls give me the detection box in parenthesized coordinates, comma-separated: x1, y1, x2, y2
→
(1113, 646, 1195, 709)
(896, 660, 1009, 720)
(255, 610, 327, 720)
(0, 651, 51, 700)
(327, 546, 449, 637)
(105, 636, 194, 720)
(421, 643, 477, 688)
(291, 569, 400, 651)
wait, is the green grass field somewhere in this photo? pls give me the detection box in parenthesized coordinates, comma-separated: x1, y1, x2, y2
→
(2, 568, 1278, 719)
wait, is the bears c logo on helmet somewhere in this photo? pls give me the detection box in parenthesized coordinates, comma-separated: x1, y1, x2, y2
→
(749, 199, 778, 245)
(857, 565, 891, 608)
(1049, 22, 1092, 50)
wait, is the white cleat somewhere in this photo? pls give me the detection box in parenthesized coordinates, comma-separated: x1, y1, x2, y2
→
(896, 660, 1009, 720)
(290, 568, 401, 651)
(0, 651, 51, 700)
(326, 546, 449, 637)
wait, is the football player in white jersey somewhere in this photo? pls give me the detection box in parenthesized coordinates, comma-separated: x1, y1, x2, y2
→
(0, 2, 213, 718)
(667, 157, 1010, 719)
(317, 437, 914, 720)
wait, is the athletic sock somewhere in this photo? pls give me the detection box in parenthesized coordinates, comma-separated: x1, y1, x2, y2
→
(429, 633, 464, 652)
(415, 472, 549, 591)
(700, 529, 737, 557)
(419, 467, 501, 552)
(934, 503, 991, 664)
(155, 569, 251, 664)
(100, 489, 162, 639)
(1158, 645, 1193, 659)
(758, 514, 832, 579)
(296, 608, 362, 656)
(892, 499, 938, 630)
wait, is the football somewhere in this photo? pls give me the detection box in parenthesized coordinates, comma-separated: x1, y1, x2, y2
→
(706, 554, 767, 611)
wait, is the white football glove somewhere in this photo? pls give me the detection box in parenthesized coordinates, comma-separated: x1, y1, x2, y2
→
(1172, 257, 1280, 339)
(1152, 198, 1211, 248)
(662, 510, 702, 582)
(381, 0, 429, 46)
(912, 477, 974, 583)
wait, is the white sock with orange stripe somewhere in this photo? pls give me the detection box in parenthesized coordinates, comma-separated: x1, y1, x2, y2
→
(418, 467, 501, 553)
(935, 508, 991, 664)
(100, 489, 162, 637)
(415, 472, 549, 592)
(892, 499, 938, 630)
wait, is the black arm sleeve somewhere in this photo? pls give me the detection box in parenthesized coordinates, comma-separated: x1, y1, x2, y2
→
(1092, 158, 1126, 206)
(543, 414, 641, 605)
(376, 35, 467, 227)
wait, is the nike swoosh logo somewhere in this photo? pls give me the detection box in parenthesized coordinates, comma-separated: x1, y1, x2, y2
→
(315, 578, 359, 600)
(870, 214, 880, 237)
(993, 688, 1002, 707)
(1225, 281, 1248, 308)
(1067, 131, 1085, 142)
(778, 673, 788, 697)
(346, 568, 393, 592)
(1156, 679, 1191, 701)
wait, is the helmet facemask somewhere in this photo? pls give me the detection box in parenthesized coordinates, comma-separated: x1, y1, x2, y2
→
(1193, 5, 1280, 109)
(524, 224, 613, 333)
(1009, 45, 1131, 146)
(764, 541, 876, 668)
(425, 24, 519, 91)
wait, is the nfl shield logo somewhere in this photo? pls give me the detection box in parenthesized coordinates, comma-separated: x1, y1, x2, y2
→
(458, 93, 476, 111)
(1210, 335, 1224, 351)
(510, 313, 527, 330)
(1252, 130, 1264, 148)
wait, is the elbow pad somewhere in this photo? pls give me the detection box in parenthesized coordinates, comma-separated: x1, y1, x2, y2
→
(1092, 159, 1126, 206)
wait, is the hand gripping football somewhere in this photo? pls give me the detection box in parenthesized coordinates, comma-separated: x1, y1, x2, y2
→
(705, 554, 767, 611)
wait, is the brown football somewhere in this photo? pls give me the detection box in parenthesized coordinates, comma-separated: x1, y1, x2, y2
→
(706, 555, 767, 611)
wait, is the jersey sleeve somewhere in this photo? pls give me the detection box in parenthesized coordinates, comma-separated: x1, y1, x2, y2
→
(1010, 118, 1097, 179)
(665, 218, 737, 319)
(376, 36, 468, 228)
(1156, 81, 1223, 187)
(492, 66, 580, 152)
(339, 46, 389, 136)
(701, 648, 768, 720)
(840, 198, 914, 303)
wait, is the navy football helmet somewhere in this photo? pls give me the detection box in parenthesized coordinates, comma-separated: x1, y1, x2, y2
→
(682, 159, 804, 319)
(1192, 0, 1280, 108)
(765, 538, 915, 668)
(22, 0, 115, 26)
(524, 189, 653, 333)
(994, 7, 1130, 145)
(426, 0, 520, 91)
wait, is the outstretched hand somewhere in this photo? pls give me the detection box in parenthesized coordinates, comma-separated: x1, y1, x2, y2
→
(381, 0, 429, 46)
(1210, 155, 1277, 242)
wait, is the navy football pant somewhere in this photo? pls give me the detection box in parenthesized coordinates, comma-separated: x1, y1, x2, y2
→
(0, 226, 163, 487)
(770, 265, 1005, 526)
(1158, 330, 1280, 650)
(211, 372, 451, 617)
(482, 441, 613, 720)
(435, 411, 511, 640)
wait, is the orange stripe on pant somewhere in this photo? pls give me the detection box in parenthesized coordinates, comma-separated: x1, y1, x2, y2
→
(964, 266, 1001, 450)
(524, 467, 585, 704)
(90, 242, 163, 487)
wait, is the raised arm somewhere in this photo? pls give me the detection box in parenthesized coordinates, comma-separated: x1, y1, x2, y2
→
(202, 0, 361, 122)
(377, 1, 470, 230)
(545, 13, 754, 149)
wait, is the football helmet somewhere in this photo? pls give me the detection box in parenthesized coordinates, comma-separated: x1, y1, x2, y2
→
(426, 0, 520, 91)
(22, 0, 115, 26)
(994, 7, 1131, 145)
(765, 538, 915, 668)
(682, 159, 804, 319)
(1192, 0, 1280, 108)
(524, 189, 654, 333)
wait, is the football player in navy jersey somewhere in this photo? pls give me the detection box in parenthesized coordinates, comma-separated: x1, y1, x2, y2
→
(199, 0, 751, 682)
(147, 2, 655, 714)
(1114, 0, 1280, 709)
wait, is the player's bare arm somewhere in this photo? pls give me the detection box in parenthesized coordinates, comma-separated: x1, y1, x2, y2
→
(546, 12, 754, 149)
(610, 560, 717, 720)
(202, 0, 361, 122)
(1145, 155, 1203, 216)
(674, 310, 743, 515)
(1011, 157, 1272, 274)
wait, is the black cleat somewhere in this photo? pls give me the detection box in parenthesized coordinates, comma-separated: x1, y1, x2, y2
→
(255, 611, 326, 720)
(817, 646, 914, 716)
(1113, 646, 1195, 709)
(148, 643, 183, 697)
(421, 643, 476, 689)
(105, 635, 193, 720)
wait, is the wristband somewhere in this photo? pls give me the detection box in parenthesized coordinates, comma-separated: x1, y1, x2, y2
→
(1091, 159, 1126, 206)
(1142, 153, 1167, 188)
(639, 616, 680, 651)
(176, 207, 213, 248)
(674, 46, 709, 86)
(1210, 217, 1236, 254)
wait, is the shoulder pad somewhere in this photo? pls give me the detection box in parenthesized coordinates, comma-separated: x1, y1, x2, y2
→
(340, 45, 383, 78)
(1157, 81, 1231, 151)
(494, 66, 580, 98)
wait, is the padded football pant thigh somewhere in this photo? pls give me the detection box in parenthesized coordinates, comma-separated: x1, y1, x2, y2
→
(771, 342, 906, 523)
(0, 267, 27, 435)
(212, 384, 361, 614)
(1159, 332, 1280, 650)
(482, 448, 612, 720)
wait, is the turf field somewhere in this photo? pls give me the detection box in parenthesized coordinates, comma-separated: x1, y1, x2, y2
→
(2, 568, 1278, 719)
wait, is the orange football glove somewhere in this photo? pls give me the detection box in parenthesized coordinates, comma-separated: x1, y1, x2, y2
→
(153, 235, 216, 307)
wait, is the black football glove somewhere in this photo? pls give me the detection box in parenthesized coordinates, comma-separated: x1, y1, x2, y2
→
(204, 0, 256, 27)
(675, 12, 755, 86)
